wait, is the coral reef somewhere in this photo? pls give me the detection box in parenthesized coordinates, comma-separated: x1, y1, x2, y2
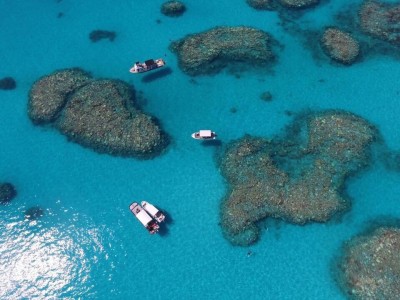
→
(246, 0, 321, 11)
(219, 111, 377, 246)
(24, 206, 44, 220)
(170, 26, 275, 76)
(0, 77, 16, 90)
(56, 80, 167, 158)
(246, 0, 275, 10)
(278, 0, 318, 9)
(359, 0, 400, 46)
(161, 1, 186, 17)
(89, 30, 116, 42)
(0, 183, 17, 204)
(28, 68, 169, 159)
(335, 226, 400, 299)
(320, 27, 360, 65)
(28, 68, 91, 124)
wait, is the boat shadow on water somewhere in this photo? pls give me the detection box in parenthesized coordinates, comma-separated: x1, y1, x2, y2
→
(158, 209, 173, 236)
(141, 67, 173, 83)
(201, 140, 222, 147)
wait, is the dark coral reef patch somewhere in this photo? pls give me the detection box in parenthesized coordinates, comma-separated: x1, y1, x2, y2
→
(246, 0, 318, 10)
(359, 0, 400, 46)
(161, 1, 186, 17)
(246, 0, 275, 10)
(334, 223, 400, 299)
(24, 206, 45, 220)
(0, 183, 17, 204)
(28, 69, 169, 159)
(170, 26, 276, 76)
(219, 110, 377, 246)
(89, 30, 116, 43)
(0, 77, 16, 90)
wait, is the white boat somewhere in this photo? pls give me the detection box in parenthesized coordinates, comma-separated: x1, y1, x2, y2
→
(191, 130, 217, 140)
(141, 201, 165, 223)
(129, 58, 166, 73)
(129, 202, 159, 234)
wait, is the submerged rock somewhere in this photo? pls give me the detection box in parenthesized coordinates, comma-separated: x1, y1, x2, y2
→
(335, 226, 400, 299)
(0, 77, 16, 90)
(170, 26, 275, 76)
(56, 80, 168, 158)
(320, 27, 360, 65)
(28, 68, 92, 124)
(260, 91, 273, 101)
(161, 1, 186, 17)
(0, 183, 17, 204)
(89, 30, 116, 42)
(219, 110, 377, 246)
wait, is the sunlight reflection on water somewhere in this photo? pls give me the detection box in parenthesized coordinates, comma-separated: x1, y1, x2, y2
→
(0, 214, 103, 299)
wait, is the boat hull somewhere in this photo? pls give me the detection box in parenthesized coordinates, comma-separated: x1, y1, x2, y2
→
(129, 58, 165, 74)
(191, 132, 217, 140)
(141, 201, 165, 223)
(129, 202, 159, 234)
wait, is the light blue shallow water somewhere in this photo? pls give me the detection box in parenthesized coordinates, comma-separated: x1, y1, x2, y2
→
(1, 0, 400, 299)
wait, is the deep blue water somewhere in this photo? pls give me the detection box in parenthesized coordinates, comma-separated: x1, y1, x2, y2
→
(1, 0, 400, 299)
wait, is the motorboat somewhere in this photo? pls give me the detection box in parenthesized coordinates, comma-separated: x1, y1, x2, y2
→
(129, 58, 166, 73)
(129, 202, 160, 234)
(191, 130, 217, 140)
(141, 201, 165, 223)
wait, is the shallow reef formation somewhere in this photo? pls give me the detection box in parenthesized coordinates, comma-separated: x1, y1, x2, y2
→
(219, 110, 377, 246)
(0, 183, 17, 204)
(320, 27, 360, 65)
(0, 77, 16, 90)
(89, 30, 116, 42)
(28, 68, 168, 159)
(359, 0, 400, 46)
(246, 0, 318, 10)
(278, 0, 318, 9)
(170, 26, 275, 76)
(24, 206, 44, 220)
(56, 80, 167, 157)
(161, 1, 186, 17)
(335, 225, 400, 299)
(246, 0, 275, 10)
(28, 68, 91, 124)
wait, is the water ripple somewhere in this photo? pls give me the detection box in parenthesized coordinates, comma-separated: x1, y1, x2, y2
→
(0, 210, 109, 299)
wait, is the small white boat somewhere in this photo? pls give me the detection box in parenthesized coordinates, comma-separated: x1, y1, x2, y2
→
(191, 130, 217, 140)
(129, 58, 166, 73)
(129, 202, 160, 234)
(141, 201, 165, 223)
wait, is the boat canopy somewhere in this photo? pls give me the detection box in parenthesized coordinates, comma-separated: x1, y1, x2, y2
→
(199, 130, 212, 137)
(141, 201, 158, 216)
(136, 209, 153, 225)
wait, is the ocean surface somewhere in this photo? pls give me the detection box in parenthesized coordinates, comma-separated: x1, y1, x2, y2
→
(1, 0, 400, 299)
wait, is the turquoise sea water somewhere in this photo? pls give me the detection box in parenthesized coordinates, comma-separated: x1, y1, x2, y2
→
(1, 0, 400, 299)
